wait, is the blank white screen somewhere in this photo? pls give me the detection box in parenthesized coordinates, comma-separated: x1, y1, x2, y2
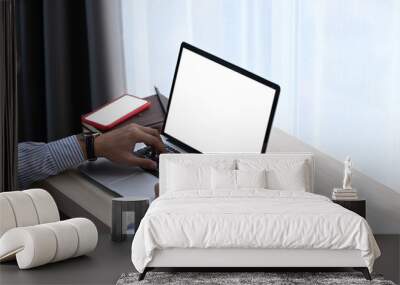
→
(164, 48, 277, 153)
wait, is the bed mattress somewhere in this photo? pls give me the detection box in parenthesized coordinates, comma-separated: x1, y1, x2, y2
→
(131, 190, 380, 272)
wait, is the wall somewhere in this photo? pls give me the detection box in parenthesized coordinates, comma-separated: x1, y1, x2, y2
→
(121, 1, 400, 234)
(268, 128, 400, 234)
(121, 0, 400, 196)
(275, 1, 400, 198)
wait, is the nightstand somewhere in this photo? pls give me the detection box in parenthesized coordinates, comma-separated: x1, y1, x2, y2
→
(332, 199, 366, 218)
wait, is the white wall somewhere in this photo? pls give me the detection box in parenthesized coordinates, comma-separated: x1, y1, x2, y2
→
(121, 1, 400, 198)
(289, 1, 400, 197)
(269, 128, 400, 234)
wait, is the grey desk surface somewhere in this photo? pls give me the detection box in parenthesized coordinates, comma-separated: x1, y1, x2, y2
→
(78, 157, 158, 199)
(0, 225, 134, 285)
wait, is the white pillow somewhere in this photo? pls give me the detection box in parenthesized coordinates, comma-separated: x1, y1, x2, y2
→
(267, 163, 307, 191)
(167, 162, 211, 191)
(237, 159, 309, 191)
(211, 169, 268, 190)
(236, 169, 267, 189)
(165, 158, 236, 193)
(211, 169, 236, 190)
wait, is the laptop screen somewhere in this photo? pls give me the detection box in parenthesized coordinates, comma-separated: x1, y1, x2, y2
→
(162, 43, 280, 153)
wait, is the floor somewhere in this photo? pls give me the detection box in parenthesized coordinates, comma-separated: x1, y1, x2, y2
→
(373, 234, 400, 284)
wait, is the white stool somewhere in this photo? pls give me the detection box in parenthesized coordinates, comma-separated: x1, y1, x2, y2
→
(0, 189, 98, 269)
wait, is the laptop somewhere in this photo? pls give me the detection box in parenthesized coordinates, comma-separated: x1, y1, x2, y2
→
(135, 42, 280, 169)
(79, 42, 280, 197)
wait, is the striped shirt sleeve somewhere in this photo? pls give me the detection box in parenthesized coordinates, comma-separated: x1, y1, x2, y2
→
(17, 135, 85, 189)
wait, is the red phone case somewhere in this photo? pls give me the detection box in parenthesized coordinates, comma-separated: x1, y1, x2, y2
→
(81, 94, 151, 131)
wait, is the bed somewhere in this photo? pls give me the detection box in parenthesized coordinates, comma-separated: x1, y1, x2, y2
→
(131, 153, 380, 280)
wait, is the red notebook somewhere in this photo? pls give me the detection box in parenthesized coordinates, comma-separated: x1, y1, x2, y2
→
(81, 94, 151, 131)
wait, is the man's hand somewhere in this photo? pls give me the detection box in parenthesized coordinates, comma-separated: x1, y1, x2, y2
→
(92, 124, 165, 169)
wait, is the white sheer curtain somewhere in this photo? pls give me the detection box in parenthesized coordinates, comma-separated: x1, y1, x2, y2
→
(121, 0, 400, 193)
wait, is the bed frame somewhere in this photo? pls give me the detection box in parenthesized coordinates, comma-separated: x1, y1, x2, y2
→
(139, 248, 371, 280)
(138, 154, 372, 281)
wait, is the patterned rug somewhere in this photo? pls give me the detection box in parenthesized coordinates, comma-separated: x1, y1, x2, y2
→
(116, 271, 396, 285)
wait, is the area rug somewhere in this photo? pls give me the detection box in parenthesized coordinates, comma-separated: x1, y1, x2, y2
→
(116, 272, 396, 285)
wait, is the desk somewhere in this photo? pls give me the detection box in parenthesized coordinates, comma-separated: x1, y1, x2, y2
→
(78, 94, 167, 204)
(34, 169, 117, 229)
(41, 94, 167, 228)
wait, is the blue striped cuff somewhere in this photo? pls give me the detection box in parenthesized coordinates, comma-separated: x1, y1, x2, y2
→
(47, 135, 85, 172)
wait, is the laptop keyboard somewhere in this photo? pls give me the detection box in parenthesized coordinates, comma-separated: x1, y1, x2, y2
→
(135, 145, 179, 177)
(165, 145, 180, 153)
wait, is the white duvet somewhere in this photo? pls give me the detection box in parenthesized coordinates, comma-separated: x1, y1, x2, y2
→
(131, 190, 380, 273)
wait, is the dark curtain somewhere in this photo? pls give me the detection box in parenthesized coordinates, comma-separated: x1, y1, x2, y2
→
(1, 0, 124, 191)
(0, 0, 18, 192)
(16, 0, 94, 142)
(16, 0, 126, 142)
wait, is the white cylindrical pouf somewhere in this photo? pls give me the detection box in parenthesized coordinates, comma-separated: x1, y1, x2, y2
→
(0, 189, 97, 269)
(42, 221, 79, 262)
(0, 226, 57, 269)
(24, 189, 60, 224)
(66, 218, 98, 257)
(0, 218, 98, 269)
(1, 192, 39, 227)
(0, 196, 17, 237)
